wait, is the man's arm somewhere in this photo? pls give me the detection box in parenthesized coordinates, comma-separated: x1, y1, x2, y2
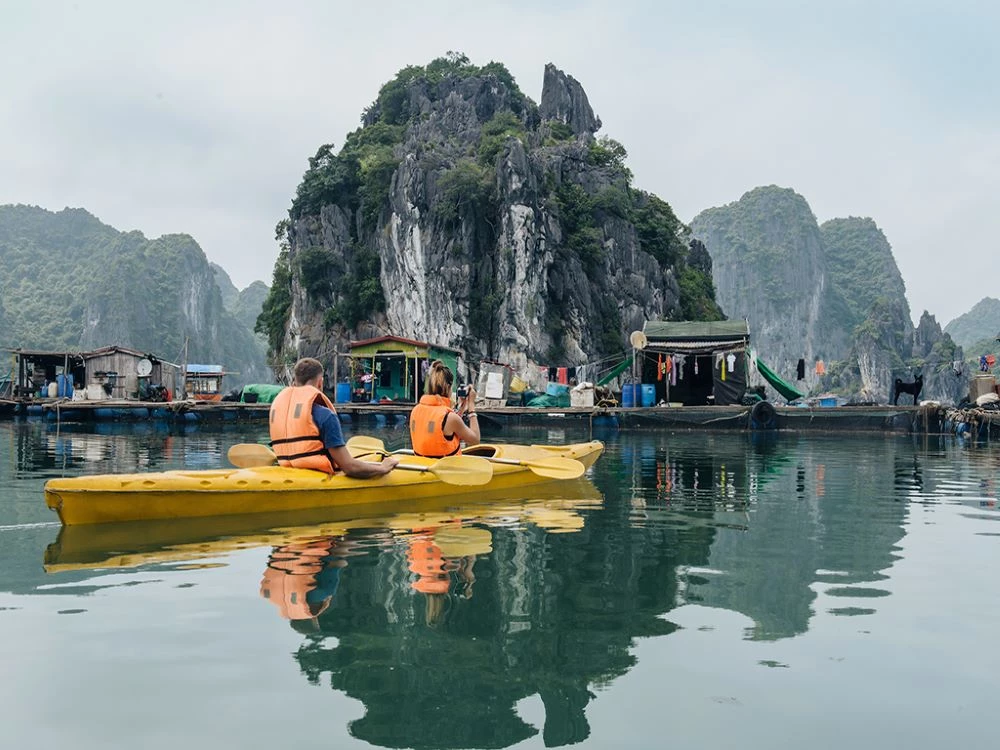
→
(329, 445, 398, 479)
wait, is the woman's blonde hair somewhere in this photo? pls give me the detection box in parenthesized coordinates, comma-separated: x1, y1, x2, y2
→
(425, 359, 454, 397)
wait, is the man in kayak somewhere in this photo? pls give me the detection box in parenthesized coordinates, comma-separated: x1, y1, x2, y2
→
(270, 357, 398, 477)
(409, 359, 480, 457)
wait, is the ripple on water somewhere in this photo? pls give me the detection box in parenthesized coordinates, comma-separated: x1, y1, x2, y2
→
(825, 586, 891, 598)
(828, 607, 877, 616)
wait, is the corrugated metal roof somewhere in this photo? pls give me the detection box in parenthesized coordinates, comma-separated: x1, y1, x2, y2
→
(645, 338, 747, 352)
(350, 335, 463, 354)
(642, 320, 749, 341)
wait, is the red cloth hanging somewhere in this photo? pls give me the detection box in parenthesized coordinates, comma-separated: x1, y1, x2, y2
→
(657, 354, 663, 381)
(557, 367, 568, 384)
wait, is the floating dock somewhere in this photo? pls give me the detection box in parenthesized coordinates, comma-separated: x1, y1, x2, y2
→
(4, 397, 996, 437)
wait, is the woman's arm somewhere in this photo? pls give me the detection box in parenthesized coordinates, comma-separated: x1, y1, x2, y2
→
(445, 386, 480, 446)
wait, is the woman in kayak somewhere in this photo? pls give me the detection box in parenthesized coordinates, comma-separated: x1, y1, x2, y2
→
(408, 360, 480, 457)
(271, 357, 398, 477)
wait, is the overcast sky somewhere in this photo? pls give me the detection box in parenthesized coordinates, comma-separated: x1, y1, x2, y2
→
(1, 0, 996, 326)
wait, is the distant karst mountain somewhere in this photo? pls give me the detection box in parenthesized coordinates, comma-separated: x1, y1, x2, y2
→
(254, 53, 979, 405)
(691, 187, 964, 404)
(944, 297, 1000, 358)
(0, 205, 269, 387)
(257, 53, 721, 381)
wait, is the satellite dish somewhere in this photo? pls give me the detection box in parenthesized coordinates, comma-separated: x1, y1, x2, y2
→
(136, 358, 153, 377)
(629, 331, 648, 349)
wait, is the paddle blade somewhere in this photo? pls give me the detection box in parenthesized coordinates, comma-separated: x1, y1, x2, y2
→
(524, 457, 586, 479)
(346, 435, 387, 454)
(227, 443, 277, 468)
(396, 455, 493, 486)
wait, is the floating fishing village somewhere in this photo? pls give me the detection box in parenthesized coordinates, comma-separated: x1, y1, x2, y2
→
(5, 321, 998, 439)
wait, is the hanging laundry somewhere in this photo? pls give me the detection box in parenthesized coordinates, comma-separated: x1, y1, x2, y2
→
(675, 354, 686, 381)
(815, 360, 826, 376)
(567, 366, 577, 381)
(796, 358, 805, 380)
(548, 366, 557, 381)
(726, 353, 736, 373)
(557, 367, 568, 384)
(670, 355, 677, 386)
(694, 357, 699, 375)
(987, 354, 997, 368)
(657, 354, 664, 381)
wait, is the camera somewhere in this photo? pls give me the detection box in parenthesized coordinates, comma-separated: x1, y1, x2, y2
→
(456, 384, 468, 398)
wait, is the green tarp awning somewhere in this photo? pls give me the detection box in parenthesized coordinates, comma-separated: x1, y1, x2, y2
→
(756, 358, 804, 402)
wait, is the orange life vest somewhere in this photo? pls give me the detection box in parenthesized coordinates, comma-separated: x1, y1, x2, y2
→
(259, 539, 331, 620)
(269, 385, 338, 473)
(409, 394, 461, 457)
(407, 535, 453, 595)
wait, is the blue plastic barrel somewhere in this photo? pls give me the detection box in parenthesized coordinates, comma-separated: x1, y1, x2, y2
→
(621, 384, 637, 408)
(57, 373, 74, 398)
(641, 384, 656, 407)
(335, 382, 352, 403)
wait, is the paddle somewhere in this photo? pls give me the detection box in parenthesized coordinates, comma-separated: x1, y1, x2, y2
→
(345, 436, 586, 480)
(226, 443, 493, 486)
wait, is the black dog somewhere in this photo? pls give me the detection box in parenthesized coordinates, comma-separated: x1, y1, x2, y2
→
(893, 374, 923, 405)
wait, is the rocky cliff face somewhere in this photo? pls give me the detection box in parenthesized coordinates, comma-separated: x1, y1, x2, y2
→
(0, 205, 269, 387)
(692, 188, 964, 404)
(264, 55, 719, 383)
(944, 297, 1000, 349)
(691, 187, 827, 390)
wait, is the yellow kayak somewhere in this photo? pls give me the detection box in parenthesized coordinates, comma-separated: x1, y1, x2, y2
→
(43, 476, 604, 573)
(43, 440, 605, 525)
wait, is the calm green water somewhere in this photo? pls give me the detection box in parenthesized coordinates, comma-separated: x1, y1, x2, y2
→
(0, 420, 997, 749)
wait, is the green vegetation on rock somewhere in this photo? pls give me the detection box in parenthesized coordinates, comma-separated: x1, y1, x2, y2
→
(944, 297, 1000, 349)
(0, 204, 268, 385)
(260, 53, 723, 368)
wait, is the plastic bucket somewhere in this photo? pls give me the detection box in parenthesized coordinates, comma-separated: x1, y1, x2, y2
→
(335, 382, 352, 404)
(621, 384, 637, 408)
(641, 384, 656, 407)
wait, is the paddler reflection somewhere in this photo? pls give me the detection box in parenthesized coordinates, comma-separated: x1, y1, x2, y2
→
(260, 536, 359, 623)
(405, 524, 492, 626)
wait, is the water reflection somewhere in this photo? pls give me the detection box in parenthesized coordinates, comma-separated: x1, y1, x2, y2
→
(6, 420, 252, 480)
(11, 425, 1000, 748)
(600, 433, 911, 641)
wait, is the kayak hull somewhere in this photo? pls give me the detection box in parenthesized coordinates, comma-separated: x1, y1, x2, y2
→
(44, 440, 604, 525)
(44, 476, 604, 572)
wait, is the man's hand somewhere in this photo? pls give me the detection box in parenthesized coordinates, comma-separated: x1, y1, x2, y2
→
(330, 446, 399, 478)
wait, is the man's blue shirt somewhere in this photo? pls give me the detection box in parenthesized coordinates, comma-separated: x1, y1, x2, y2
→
(312, 403, 345, 450)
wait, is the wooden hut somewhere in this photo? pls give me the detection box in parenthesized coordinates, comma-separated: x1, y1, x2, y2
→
(82, 346, 181, 400)
(639, 321, 751, 406)
(4, 346, 181, 401)
(344, 336, 464, 403)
